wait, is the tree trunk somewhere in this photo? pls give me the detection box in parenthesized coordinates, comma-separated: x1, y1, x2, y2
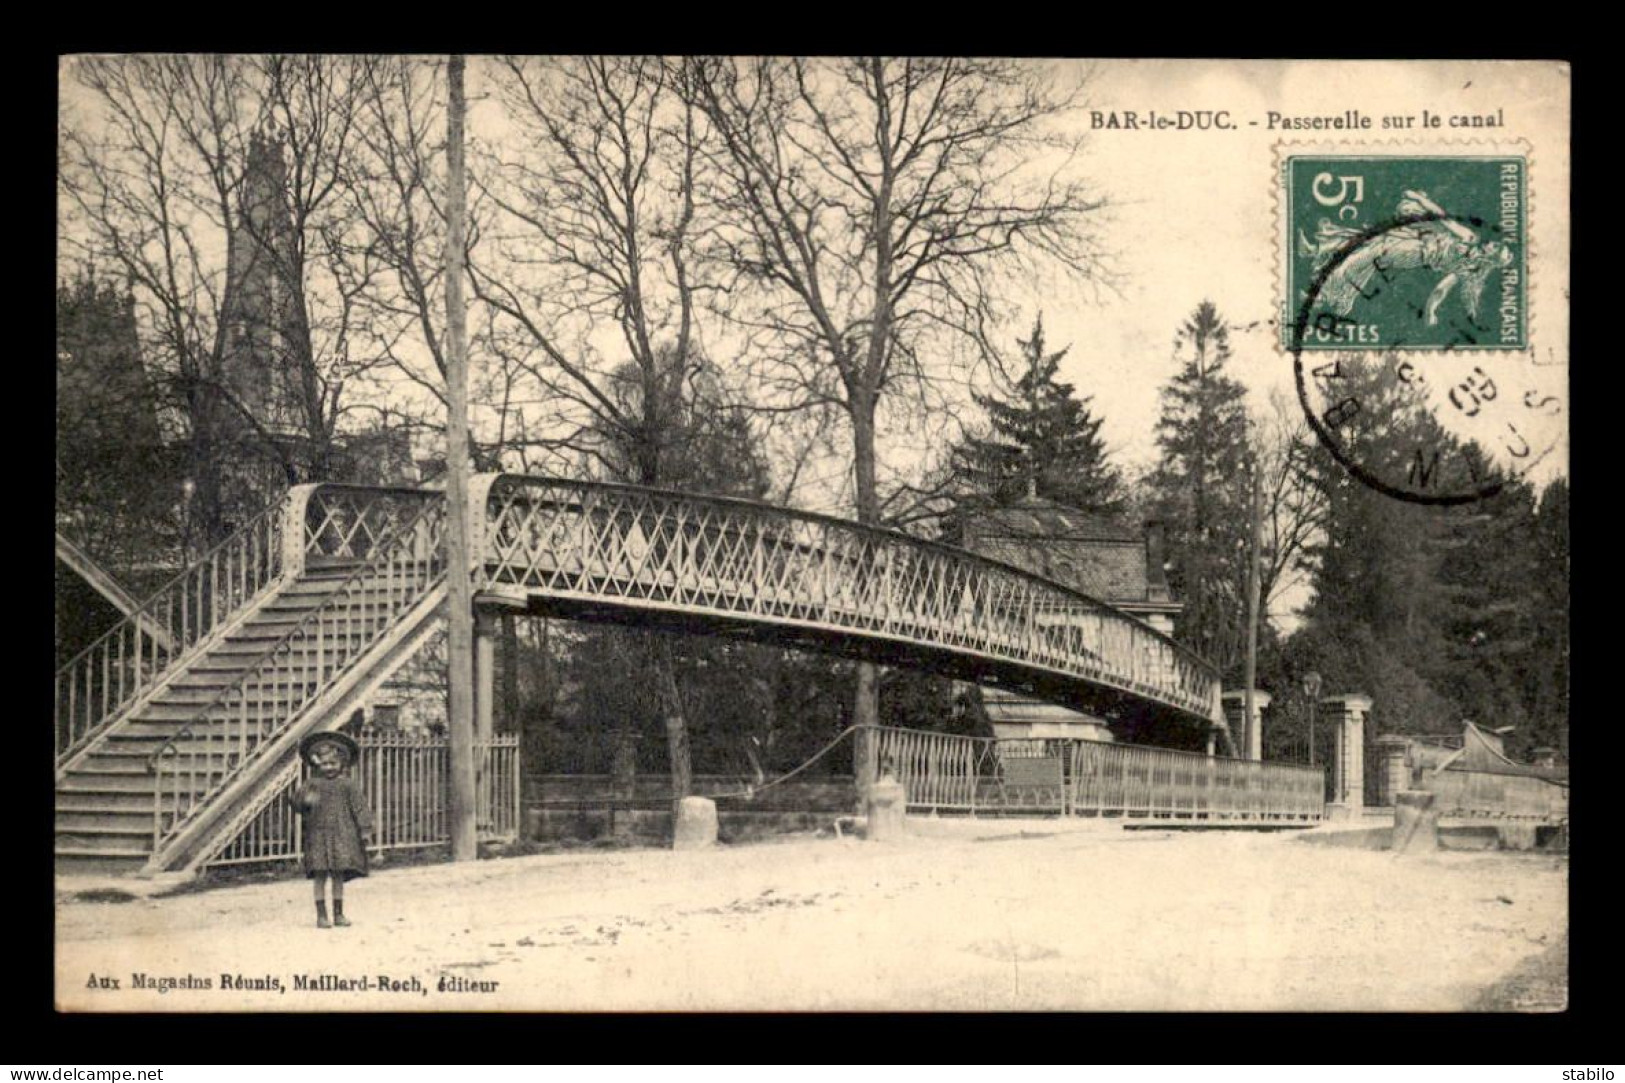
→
(849, 388, 881, 806)
(654, 636, 693, 818)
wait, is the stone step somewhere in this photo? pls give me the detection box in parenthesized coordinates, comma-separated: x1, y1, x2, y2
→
(54, 851, 150, 876)
(65, 759, 153, 777)
(75, 747, 249, 774)
(59, 772, 163, 793)
(55, 831, 151, 856)
(56, 787, 168, 810)
(205, 629, 390, 656)
(143, 685, 318, 708)
(128, 701, 303, 723)
(55, 808, 154, 833)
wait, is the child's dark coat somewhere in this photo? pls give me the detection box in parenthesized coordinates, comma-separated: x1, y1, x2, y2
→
(294, 774, 373, 880)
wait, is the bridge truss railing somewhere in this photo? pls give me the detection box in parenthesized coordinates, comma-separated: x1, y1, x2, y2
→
(871, 725, 1324, 822)
(476, 475, 1220, 722)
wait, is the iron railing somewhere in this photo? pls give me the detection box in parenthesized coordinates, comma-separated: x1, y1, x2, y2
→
(206, 732, 520, 868)
(150, 488, 445, 857)
(477, 475, 1221, 722)
(871, 725, 1325, 822)
(55, 498, 287, 767)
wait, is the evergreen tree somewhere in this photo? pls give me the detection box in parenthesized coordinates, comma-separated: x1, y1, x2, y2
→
(1524, 479, 1570, 758)
(1290, 355, 1464, 741)
(1281, 354, 1569, 763)
(1147, 301, 1255, 674)
(55, 274, 185, 580)
(952, 316, 1122, 513)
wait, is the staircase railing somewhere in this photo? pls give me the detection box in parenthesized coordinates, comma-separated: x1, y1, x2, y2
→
(148, 488, 445, 861)
(55, 497, 288, 768)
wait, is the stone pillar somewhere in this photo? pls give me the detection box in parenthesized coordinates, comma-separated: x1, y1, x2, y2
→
(1498, 823, 1539, 851)
(1221, 690, 1272, 762)
(1374, 735, 1412, 807)
(1322, 694, 1372, 820)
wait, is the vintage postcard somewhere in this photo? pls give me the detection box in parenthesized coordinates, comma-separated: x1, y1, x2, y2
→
(55, 57, 1570, 1013)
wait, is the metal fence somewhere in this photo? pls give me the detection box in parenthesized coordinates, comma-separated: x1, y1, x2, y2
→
(207, 732, 521, 869)
(872, 725, 1324, 822)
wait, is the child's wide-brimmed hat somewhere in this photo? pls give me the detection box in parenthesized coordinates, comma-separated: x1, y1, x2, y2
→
(299, 730, 360, 767)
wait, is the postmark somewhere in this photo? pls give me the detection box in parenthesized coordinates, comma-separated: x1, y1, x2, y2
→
(1283, 154, 1527, 352)
(1277, 143, 1562, 505)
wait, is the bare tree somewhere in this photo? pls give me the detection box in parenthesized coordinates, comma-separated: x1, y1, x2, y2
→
(59, 55, 384, 546)
(683, 56, 1109, 777)
(1257, 388, 1329, 621)
(472, 57, 715, 479)
(471, 56, 735, 808)
(60, 53, 399, 549)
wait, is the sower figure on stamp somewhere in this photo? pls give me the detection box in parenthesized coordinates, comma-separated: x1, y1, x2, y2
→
(292, 731, 372, 928)
(1299, 189, 1513, 327)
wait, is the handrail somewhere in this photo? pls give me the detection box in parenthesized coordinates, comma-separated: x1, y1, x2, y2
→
(149, 490, 443, 858)
(55, 495, 289, 767)
(482, 474, 1219, 677)
(479, 474, 1221, 720)
(868, 724, 1324, 821)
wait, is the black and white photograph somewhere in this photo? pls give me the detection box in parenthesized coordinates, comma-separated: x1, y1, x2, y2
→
(53, 56, 1570, 1012)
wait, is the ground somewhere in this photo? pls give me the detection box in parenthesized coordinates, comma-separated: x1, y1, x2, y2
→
(54, 819, 1567, 1012)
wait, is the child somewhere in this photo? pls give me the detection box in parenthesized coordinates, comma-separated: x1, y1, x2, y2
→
(293, 731, 372, 928)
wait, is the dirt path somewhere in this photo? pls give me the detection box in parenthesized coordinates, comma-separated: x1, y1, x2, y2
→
(55, 822, 1567, 1012)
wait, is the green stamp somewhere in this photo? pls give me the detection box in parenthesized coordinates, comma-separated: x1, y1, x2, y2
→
(1284, 155, 1527, 350)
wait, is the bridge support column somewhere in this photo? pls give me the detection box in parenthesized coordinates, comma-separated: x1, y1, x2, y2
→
(474, 608, 497, 832)
(474, 608, 496, 744)
(1221, 690, 1271, 762)
(1322, 694, 1372, 821)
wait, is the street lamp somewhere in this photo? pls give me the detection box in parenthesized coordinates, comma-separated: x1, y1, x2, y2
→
(1302, 671, 1322, 767)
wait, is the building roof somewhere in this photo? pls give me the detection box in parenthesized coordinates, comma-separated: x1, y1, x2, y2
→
(956, 496, 1176, 610)
(1439, 721, 1569, 783)
(960, 496, 1142, 542)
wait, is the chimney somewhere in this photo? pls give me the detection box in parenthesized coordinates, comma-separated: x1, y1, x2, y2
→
(1144, 518, 1171, 602)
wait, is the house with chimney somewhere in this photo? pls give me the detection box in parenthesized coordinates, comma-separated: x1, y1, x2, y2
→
(950, 494, 1179, 744)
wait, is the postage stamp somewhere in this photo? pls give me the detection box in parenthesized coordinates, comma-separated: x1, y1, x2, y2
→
(1282, 153, 1529, 351)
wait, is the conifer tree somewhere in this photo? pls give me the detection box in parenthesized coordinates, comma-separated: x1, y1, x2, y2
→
(952, 315, 1122, 513)
(55, 275, 184, 577)
(1148, 301, 1255, 673)
(1285, 355, 1569, 761)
